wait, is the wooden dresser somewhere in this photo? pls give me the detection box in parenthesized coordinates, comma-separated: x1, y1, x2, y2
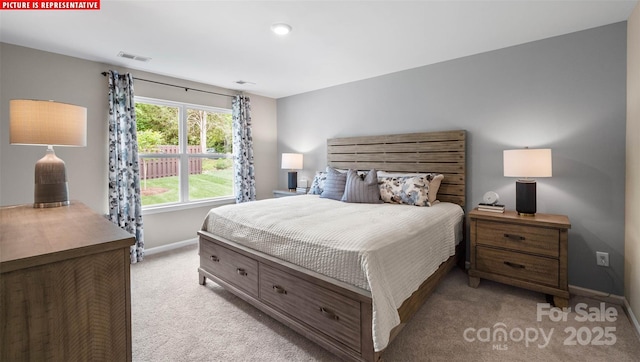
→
(0, 201, 135, 361)
(468, 209, 571, 307)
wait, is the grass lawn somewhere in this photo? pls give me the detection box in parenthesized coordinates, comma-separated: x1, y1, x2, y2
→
(140, 168, 233, 206)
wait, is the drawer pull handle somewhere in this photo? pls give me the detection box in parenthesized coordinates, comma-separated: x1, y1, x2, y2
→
(236, 268, 247, 276)
(319, 307, 339, 321)
(504, 233, 525, 241)
(209, 255, 220, 262)
(504, 261, 526, 269)
(272, 285, 287, 294)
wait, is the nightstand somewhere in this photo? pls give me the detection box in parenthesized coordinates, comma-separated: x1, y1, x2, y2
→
(468, 209, 571, 307)
(273, 190, 306, 198)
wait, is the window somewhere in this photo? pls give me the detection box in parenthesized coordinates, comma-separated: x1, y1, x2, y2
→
(135, 97, 233, 209)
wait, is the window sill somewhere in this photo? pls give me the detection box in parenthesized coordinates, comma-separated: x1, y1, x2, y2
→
(141, 197, 235, 215)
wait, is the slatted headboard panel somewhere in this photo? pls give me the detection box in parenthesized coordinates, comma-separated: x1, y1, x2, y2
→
(327, 130, 466, 208)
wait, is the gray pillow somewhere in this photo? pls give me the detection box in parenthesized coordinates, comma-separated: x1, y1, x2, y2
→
(341, 169, 381, 204)
(319, 167, 347, 200)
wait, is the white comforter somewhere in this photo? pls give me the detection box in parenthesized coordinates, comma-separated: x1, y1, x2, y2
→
(202, 195, 464, 351)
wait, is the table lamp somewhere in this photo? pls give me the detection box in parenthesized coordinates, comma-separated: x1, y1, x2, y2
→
(503, 148, 552, 216)
(10, 100, 87, 208)
(281, 153, 303, 191)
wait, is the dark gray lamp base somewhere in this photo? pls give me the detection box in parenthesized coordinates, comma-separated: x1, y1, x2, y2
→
(34, 147, 70, 208)
(287, 171, 298, 192)
(515, 179, 536, 216)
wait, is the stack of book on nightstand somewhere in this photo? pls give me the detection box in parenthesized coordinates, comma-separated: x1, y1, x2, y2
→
(296, 187, 309, 194)
(478, 203, 505, 213)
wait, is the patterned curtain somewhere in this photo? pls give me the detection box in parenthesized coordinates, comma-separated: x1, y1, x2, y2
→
(232, 95, 256, 203)
(107, 70, 144, 263)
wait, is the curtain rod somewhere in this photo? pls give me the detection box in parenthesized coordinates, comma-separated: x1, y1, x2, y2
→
(101, 72, 237, 99)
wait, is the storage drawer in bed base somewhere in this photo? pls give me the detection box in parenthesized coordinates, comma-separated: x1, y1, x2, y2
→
(199, 238, 259, 297)
(197, 234, 374, 362)
(259, 263, 362, 352)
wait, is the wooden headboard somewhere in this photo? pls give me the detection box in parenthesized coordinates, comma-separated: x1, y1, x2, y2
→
(327, 130, 466, 208)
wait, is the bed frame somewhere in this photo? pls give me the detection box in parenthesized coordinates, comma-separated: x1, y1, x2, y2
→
(198, 130, 466, 361)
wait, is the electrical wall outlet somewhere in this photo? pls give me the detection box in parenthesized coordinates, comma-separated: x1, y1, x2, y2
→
(596, 251, 609, 267)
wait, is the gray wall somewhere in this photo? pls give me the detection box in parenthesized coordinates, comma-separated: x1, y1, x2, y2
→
(277, 23, 627, 295)
(625, 3, 640, 318)
(0, 43, 278, 249)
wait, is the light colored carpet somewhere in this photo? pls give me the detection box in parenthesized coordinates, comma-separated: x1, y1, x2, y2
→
(131, 244, 640, 361)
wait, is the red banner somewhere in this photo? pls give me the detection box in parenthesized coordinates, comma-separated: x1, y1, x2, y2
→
(1, 1, 100, 10)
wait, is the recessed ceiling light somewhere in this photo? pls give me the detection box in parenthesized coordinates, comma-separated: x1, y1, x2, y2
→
(271, 23, 292, 36)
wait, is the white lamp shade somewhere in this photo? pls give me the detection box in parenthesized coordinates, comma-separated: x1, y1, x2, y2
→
(504, 148, 552, 178)
(10, 100, 87, 147)
(281, 153, 303, 170)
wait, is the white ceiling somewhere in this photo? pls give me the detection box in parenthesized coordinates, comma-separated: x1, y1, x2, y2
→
(0, 1, 637, 99)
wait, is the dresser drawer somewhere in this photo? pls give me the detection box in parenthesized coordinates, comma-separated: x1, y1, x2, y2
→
(259, 264, 361, 352)
(476, 220, 559, 257)
(200, 240, 258, 297)
(476, 246, 559, 287)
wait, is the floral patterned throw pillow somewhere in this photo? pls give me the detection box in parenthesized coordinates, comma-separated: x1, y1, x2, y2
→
(308, 171, 327, 195)
(378, 175, 431, 206)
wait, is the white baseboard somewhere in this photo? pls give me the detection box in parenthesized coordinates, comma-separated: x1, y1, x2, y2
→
(568, 284, 625, 305)
(568, 284, 640, 340)
(624, 298, 640, 341)
(144, 237, 198, 256)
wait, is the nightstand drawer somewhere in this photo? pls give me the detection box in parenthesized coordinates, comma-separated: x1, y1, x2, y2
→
(476, 220, 559, 257)
(476, 246, 559, 287)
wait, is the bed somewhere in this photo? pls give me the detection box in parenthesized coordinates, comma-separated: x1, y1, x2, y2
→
(198, 130, 466, 361)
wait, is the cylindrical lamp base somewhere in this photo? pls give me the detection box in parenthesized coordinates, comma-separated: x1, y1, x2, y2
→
(515, 180, 536, 216)
(287, 171, 298, 192)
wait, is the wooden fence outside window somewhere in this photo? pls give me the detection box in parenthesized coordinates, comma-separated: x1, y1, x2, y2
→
(140, 146, 202, 179)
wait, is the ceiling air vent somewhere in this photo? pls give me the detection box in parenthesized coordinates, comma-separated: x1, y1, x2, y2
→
(117, 51, 151, 62)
